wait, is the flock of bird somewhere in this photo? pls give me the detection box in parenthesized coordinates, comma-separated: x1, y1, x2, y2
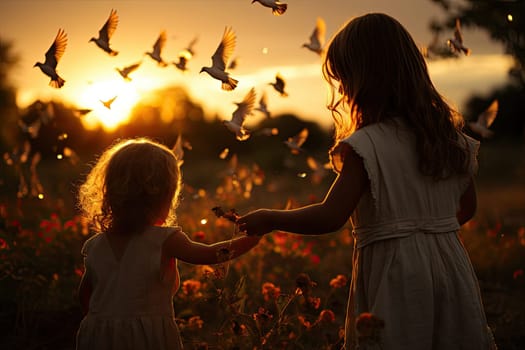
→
(31, 1, 498, 158)
(31, 2, 322, 144)
(34, 6, 497, 143)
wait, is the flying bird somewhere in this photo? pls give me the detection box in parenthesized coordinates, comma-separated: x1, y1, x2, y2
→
(73, 108, 93, 118)
(223, 87, 257, 141)
(447, 18, 471, 56)
(100, 96, 117, 109)
(468, 99, 499, 138)
(270, 73, 288, 97)
(116, 61, 141, 81)
(255, 91, 271, 119)
(284, 127, 308, 154)
(306, 156, 331, 184)
(146, 30, 168, 67)
(34, 29, 67, 88)
(173, 51, 192, 72)
(303, 17, 326, 55)
(200, 26, 238, 91)
(252, 0, 288, 16)
(89, 9, 119, 56)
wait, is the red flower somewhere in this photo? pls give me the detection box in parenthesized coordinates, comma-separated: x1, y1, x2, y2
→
(355, 312, 384, 337)
(298, 315, 312, 329)
(193, 231, 206, 241)
(518, 227, 525, 247)
(513, 269, 524, 280)
(486, 222, 502, 238)
(182, 279, 202, 296)
(187, 315, 204, 330)
(329, 274, 348, 289)
(262, 282, 281, 301)
(308, 296, 321, 309)
(318, 309, 336, 323)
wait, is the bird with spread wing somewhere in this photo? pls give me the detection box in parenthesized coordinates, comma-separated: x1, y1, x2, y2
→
(146, 30, 168, 67)
(34, 29, 67, 88)
(223, 87, 257, 141)
(447, 18, 471, 56)
(116, 61, 141, 81)
(270, 73, 288, 97)
(252, 0, 288, 16)
(200, 26, 238, 91)
(468, 99, 499, 138)
(303, 17, 326, 55)
(90, 9, 119, 56)
(284, 128, 309, 154)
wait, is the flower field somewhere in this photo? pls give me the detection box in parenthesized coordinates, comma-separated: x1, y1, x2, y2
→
(0, 141, 524, 350)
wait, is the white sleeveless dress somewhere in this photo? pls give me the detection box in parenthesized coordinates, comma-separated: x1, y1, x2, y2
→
(330, 118, 495, 349)
(76, 226, 183, 350)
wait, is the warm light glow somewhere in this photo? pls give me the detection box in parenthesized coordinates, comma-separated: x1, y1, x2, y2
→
(76, 78, 141, 131)
(507, 14, 513, 22)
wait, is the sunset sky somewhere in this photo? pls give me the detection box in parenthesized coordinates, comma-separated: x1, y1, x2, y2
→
(0, 0, 514, 130)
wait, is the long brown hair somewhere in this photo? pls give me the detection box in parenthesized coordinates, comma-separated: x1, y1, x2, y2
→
(322, 13, 469, 179)
(78, 138, 182, 235)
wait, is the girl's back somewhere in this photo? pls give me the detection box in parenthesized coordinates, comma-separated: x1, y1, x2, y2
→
(76, 226, 183, 350)
(332, 117, 479, 248)
(333, 119, 493, 349)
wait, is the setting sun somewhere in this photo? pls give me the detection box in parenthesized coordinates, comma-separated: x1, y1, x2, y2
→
(76, 78, 140, 131)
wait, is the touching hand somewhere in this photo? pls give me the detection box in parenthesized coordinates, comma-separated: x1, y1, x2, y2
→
(237, 209, 274, 236)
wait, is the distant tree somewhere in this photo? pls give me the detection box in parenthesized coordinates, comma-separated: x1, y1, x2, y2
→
(430, 0, 525, 86)
(430, 0, 525, 139)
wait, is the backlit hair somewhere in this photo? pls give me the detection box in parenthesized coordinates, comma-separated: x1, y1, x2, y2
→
(78, 137, 182, 235)
(322, 13, 469, 179)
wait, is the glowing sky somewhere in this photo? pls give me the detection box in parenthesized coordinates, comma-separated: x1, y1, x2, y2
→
(0, 0, 513, 130)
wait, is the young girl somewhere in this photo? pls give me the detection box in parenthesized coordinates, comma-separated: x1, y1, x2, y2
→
(238, 13, 496, 350)
(76, 137, 260, 350)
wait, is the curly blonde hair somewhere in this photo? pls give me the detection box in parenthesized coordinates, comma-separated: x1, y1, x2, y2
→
(78, 137, 182, 235)
(322, 13, 469, 179)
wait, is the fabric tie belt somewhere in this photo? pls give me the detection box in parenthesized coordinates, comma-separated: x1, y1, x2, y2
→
(352, 216, 460, 248)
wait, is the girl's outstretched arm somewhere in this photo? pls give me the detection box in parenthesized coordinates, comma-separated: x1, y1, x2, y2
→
(238, 145, 368, 236)
(163, 230, 261, 265)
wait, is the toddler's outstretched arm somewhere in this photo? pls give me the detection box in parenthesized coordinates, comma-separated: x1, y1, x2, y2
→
(238, 145, 368, 236)
(163, 230, 260, 265)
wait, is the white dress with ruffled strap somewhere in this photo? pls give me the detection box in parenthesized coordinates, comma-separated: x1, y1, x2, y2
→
(76, 226, 183, 350)
(330, 118, 495, 349)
